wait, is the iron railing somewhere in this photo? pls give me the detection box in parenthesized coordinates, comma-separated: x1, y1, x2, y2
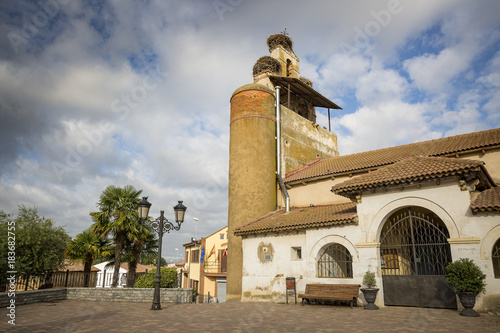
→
(203, 262, 227, 274)
(3, 271, 182, 291)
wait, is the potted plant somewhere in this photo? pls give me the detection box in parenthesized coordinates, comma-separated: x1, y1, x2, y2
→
(445, 258, 486, 317)
(360, 271, 379, 310)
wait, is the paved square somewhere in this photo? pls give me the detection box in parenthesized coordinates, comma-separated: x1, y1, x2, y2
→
(1, 300, 499, 332)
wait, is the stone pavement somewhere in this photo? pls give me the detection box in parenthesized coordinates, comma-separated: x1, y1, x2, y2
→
(1, 300, 499, 333)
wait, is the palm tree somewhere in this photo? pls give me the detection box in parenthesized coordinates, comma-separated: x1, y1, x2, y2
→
(65, 229, 112, 287)
(90, 185, 143, 287)
(98, 229, 159, 287)
(123, 230, 159, 287)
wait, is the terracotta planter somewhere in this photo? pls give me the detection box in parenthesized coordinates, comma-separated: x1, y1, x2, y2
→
(360, 288, 379, 310)
(457, 292, 480, 317)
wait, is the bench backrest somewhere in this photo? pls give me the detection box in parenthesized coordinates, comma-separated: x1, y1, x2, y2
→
(304, 284, 360, 297)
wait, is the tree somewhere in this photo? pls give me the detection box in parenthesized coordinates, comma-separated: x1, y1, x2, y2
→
(0, 206, 70, 290)
(90, 185, 143, 287)
(125, 228, 158, 287)
(65, 229, 113, 287)
(98, 228, 159, 287)
(134, 267, 177, 288)
(139, 253, 166, 267)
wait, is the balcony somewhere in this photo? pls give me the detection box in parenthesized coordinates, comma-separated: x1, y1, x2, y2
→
(204, 262, 227, 275)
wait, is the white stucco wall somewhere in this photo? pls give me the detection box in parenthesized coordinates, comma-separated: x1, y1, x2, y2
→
(241, 178, 500, 311)
(241, 224, 377, 304)
(94, 262, 127, 288)
(242, 232, 307, 302)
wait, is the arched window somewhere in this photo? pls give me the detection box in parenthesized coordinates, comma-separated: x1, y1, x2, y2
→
(493, 238, 500, 278)
(317, 243, 353, 278)
(286, 59, 292, 77)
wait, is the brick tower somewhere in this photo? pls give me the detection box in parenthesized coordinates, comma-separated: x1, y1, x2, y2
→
(227, 33, 340, 301)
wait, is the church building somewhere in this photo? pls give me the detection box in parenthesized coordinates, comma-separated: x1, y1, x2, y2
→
(226, 33, 500, 312)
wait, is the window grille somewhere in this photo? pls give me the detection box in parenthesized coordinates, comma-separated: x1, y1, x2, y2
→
(493, 239, 500, 278)
(317, 243, 353, 278)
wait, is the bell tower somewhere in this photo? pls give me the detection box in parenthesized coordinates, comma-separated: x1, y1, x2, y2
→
(227, 33, 340, 302)
(253, 32, 300, 89)
(268, 30, 300, 78)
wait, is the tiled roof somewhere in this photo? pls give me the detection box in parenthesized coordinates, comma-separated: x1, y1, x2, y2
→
(62, 259, 100, 272)
(285, 128, 500, 183)
(471, 187, 500, 213)
(234, 202, 357, 236)
(332, 156, 486, 196)
(120, 263, 156, 273)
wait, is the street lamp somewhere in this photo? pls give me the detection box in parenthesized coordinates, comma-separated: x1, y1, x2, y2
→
(137, 197, 187, 310)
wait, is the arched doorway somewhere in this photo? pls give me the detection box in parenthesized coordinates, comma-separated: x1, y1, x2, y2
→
(379, 206, 456, 308)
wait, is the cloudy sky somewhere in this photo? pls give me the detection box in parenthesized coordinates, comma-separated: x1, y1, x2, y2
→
(1, 0, 499, 263)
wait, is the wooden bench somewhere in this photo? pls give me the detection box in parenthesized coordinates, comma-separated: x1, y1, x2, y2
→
(298, 284, 360, 308)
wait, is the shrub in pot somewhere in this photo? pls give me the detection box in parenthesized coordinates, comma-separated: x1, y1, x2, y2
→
(445, 258, 486, 317)
(360, 271, 379, 310)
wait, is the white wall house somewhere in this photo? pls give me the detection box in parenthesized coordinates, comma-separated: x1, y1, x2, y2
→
(94, 262, 127, 288)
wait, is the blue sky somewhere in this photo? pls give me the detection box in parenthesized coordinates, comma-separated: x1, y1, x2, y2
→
(1, 0, 499, 263)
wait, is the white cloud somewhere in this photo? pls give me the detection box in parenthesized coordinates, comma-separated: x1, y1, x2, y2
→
(1, 0, 499, 260)
(304, 52, 371, 98)
(403, 46, 472, 93)
(355, 65, 408, 104)
(336, 100, 438, 154)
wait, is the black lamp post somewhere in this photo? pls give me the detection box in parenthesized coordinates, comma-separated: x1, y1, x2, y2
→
(137, 197, 187, 310)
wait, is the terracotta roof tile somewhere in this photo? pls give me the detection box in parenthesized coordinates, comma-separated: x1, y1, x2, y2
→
(62, 259, 100, 272)
(332, 156, 485, 195)
(285, 128, 500, 183)
(234, 202, 357, 236)
(120, 263, 156, 273)
(471, 187, 500, 213)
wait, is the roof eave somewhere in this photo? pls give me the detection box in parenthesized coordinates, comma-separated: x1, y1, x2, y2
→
(332, 174, 475, 197)
(234, 218, 358, 237)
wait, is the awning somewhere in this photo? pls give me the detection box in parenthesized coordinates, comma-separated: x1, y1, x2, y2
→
(269, 75, 342, 110)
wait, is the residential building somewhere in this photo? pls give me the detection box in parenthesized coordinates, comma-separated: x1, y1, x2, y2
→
(94, 262, 155, 287)
(199, 226, 228, 303)
(94, 262, 127, 288)
(62, 259, 99, 272)
(175, 260, 185, 273)
(182, 226, 228, 302)
(182, 238, 202, 294)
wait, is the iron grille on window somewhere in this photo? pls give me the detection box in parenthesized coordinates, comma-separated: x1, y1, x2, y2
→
(493, 239, 500, 278)
(317, 243, 353, 278)
(380, 207, 452, 276)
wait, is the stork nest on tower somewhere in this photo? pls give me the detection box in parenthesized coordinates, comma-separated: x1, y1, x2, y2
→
(267, 34, 293, 52)
(253, 56, 281, 76)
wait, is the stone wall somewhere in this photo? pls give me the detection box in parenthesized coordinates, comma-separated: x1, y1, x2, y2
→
(0, 288, 193, 307)
(66, 287, 193, 303)
(0, 288, 67, 307)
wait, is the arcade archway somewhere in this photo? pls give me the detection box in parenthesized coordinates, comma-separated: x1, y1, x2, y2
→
(379, 206, 456, 308)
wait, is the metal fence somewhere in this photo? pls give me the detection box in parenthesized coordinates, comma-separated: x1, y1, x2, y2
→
(13, 271, 99, 291)
(8, 270, 182, 291)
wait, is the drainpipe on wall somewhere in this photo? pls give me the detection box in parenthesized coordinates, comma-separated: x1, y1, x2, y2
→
(275, 85, 290, 213)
